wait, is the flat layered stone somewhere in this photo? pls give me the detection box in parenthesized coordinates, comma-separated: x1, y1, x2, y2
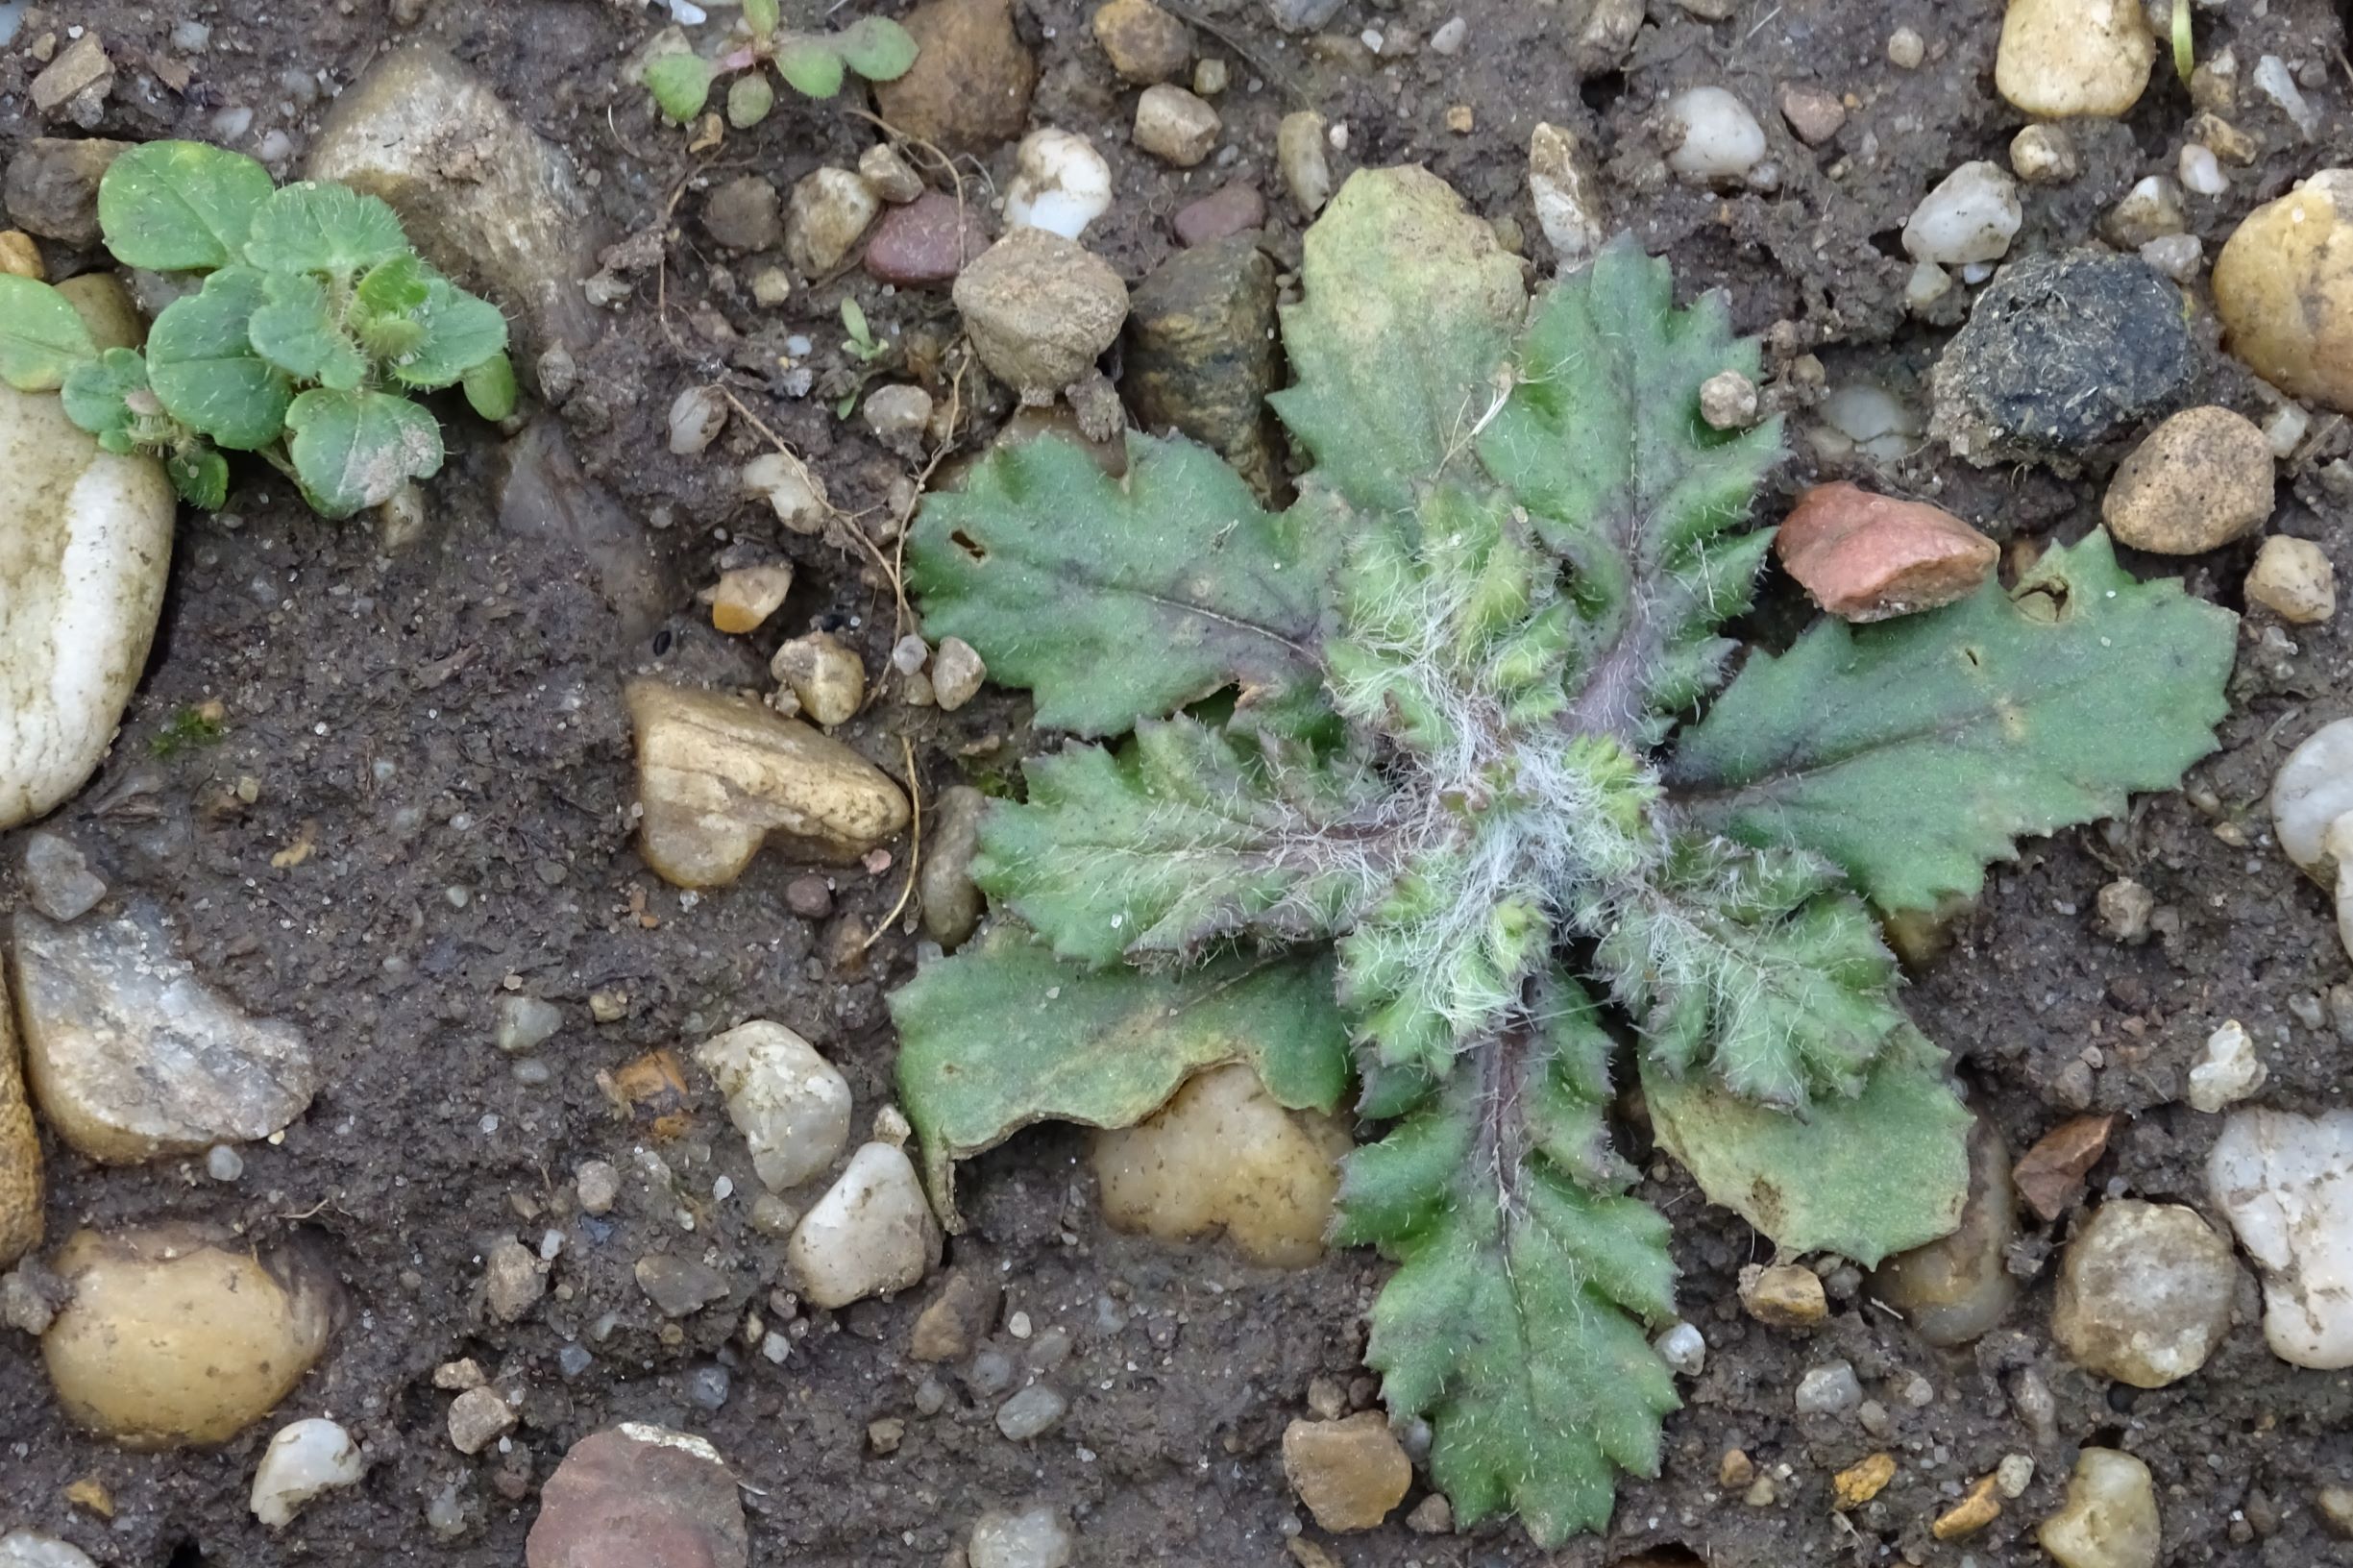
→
(14, 903, 316, 1164)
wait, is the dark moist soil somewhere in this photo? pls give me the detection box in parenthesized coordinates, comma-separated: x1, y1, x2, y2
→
(5, 0, 2353, 1563)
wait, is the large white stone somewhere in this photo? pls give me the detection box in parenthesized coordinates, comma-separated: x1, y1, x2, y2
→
(694, 1020, 853, 1192)
(2269, 716, 2353, 878)
(1, 274, 174, 831)
(2208, 1108, 2353, 1368)
(13, 902, 317, 1164)
(2267, 719, 2353, 965)
(787, 1140, 941, 1309)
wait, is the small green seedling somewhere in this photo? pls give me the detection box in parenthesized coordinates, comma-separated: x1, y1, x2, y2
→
(890, 168, 2238, 1544)
(645, 0, 919, 126)
(839, 298, 889, 363)
(0, 139, 514, 518)
(830, 297, 894, 417)
(149, 703, 227, 758)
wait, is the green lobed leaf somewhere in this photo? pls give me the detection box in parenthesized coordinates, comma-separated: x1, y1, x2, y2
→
(283, 386, 444, 519)
(890, 928, 1352, 1222)
(242, 182, 410, 277)
(388, 274, 508, 389)
(1641, 1027, 1971, 1265)
(247, 269, 367, 391)
(976, 716, 1391, 968)
(726, 70, 778, 129)
(835, 15, 919, 80)
(354, 253, 430, 315)
(744, 0, 780, 36)
(96, 140, 276, 272)
(646, 51, 717, 120)
(145, 266, 294, 450)
(1476, 235, 1782, 747)
(1666, 530, 2238, 913)
(60, 346, 152, 446)
(908, 430, 1337, 737)
(774, 37, 846, 98)
(0, 275, 97, 391)
(1334, 979, 1678, 1546)
(1268, 166, 1527, 518)
(168, 445, 232, 510)
(462, 351, 518, 422)
(1587, 838, 1905, 1109)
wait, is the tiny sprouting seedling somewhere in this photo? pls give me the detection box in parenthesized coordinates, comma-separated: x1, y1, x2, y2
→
(150, 703, 227, 758)
(0, 140, 515, 518)
(888, 168, 2239, 1543)
(831, 297, 895, 417)
(644, 0, 918, 127)
(840, 298, 889, 364)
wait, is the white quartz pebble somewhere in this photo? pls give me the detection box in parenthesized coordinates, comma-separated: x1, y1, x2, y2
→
(1903, 161, 2022, 265)
(1664, 87, 1765, 184)
(251, 1417, 366, 1528)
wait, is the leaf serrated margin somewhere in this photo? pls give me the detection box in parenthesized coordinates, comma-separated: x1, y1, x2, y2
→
(1666, 530, 2238, 912)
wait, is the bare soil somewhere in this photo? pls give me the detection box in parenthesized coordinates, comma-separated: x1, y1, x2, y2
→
(3, 0, 2352, 1563)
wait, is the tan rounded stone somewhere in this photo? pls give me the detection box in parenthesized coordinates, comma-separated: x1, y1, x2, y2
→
(872, 0, 1036, 156)
(1134, 85, 1221, 167)
(1994, 0, 2155, 119)
(2100, 406, 2274, 554)
(1738, 1262, 1827, 1329)
(625, 680, 910, 884)
(2213, 171, 2353, 412)
(769, 632, 866, 728)
(42, 1226, 337, 1448)
(2051, 1199, 2237, 1387)
(1091, 0, 1190, 84)
(705, 566, 793, 635)
(1282, 1412, 1410, 1532)
(1093, 1062, 1350, 1267)
(2246, 535, 2336, 625)
(2039, 1448, 2160, 1568)
(784, 168, 880, 277)
(952, 227, 1129, 400)
(0, 230, 42, 279)
(0, 964, 41, 1269)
